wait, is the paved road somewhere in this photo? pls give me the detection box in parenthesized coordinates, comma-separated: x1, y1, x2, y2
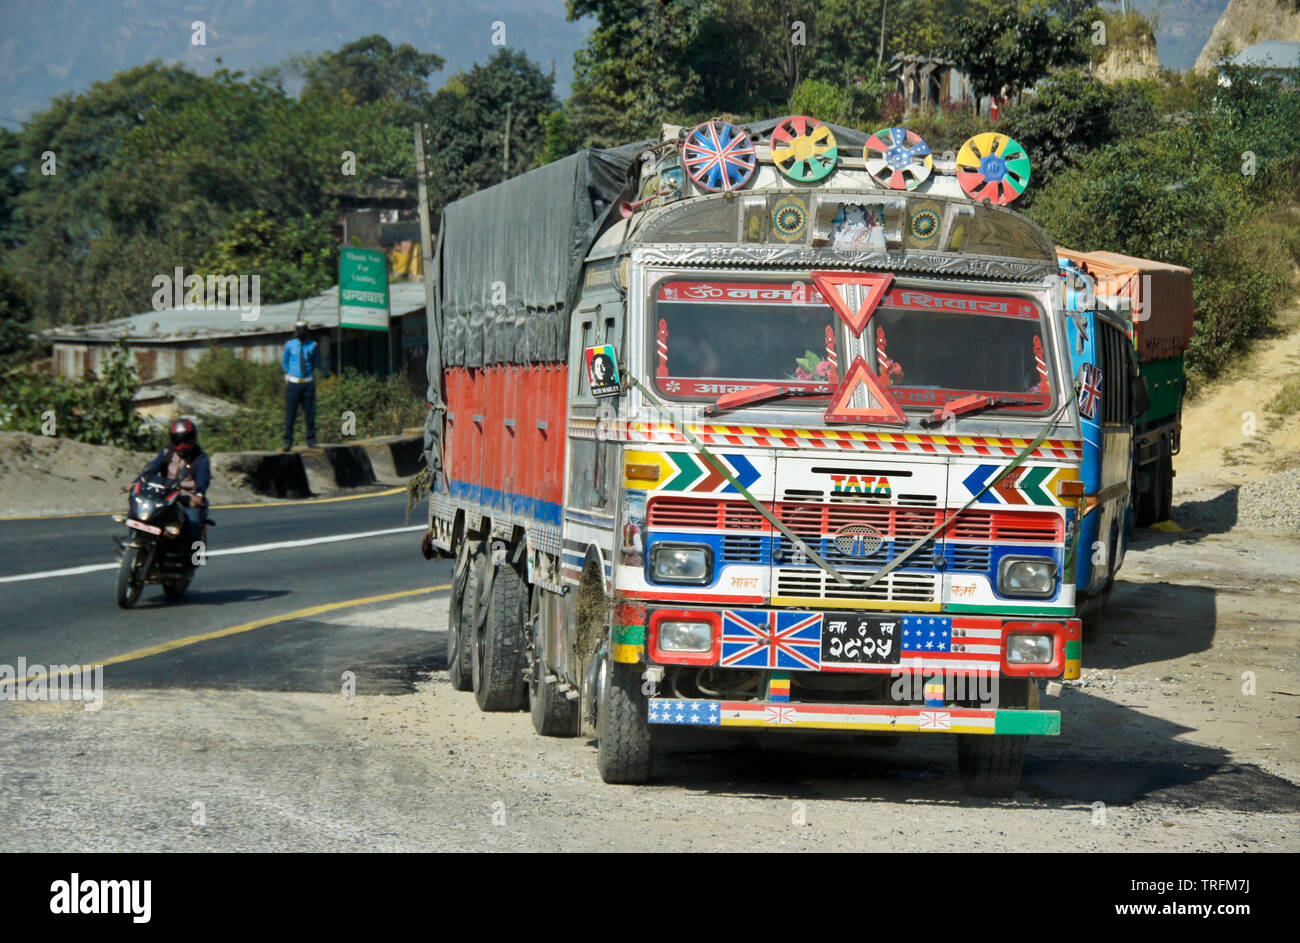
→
(0, 492, 452, 684)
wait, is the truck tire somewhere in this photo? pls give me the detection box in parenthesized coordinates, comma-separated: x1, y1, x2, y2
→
(529, 587, 580, 737)
(1134, 463, 1158, 527)
(596, 660, 653, 784)
(1157, 452, 1173, 522)
(956, 678, 1029, 797)
(472, 556, 528, 712)
(445, 543, 474, 691)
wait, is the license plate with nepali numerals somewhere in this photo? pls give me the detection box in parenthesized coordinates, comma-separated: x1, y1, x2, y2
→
(820, 613, 901, 667)
(126, 519, 162, 535)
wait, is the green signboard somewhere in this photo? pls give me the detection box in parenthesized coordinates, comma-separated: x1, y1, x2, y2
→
(339, 247, 389, 331)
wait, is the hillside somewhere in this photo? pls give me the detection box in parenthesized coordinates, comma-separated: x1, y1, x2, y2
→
(1194, 0, 1300, 71)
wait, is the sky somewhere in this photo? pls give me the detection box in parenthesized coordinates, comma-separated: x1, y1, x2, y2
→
(0, 0, 592, 127)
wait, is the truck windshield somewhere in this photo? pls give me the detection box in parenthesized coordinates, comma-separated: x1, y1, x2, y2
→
(651, 279, 839, 401)
(868, 288, 1054, 414)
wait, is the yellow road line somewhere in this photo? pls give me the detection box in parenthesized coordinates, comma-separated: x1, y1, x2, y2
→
(0, 584, 450, 688)
(0, 486, 408, 522)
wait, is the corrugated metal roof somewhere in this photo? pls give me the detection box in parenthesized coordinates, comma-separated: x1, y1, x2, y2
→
(1226, 41, 1300, 69)
(45, 282, 427, 343)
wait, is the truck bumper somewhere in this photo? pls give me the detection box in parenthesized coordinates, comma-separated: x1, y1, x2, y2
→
(647, 698, 1061, 735)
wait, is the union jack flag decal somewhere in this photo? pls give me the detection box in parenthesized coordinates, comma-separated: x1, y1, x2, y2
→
(682, 121, 757, 193)
(1077, 362, 1102, 420)
(721, 610, 822, 670)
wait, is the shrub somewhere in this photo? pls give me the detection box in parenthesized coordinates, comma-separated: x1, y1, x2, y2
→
(0, 341, 148, 449)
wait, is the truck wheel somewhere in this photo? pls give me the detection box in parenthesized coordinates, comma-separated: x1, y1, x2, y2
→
(529, 587, 580, 737)
(597, 659, 653, 784)
(1157, 452, 1173, 522)
(445, 542, 474, 691)
(472, 556, 528, 711)
(1134, 464, 1157, 527)
(956, 678, 1029, 797)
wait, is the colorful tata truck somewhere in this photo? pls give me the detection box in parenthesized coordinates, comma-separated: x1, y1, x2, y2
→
(1057, 249, 1192, 530)
(421, 118, 1136, 796)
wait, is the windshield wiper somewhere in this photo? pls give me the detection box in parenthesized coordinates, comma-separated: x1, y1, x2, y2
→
(704, 383, 831, 417)
(919, 393, 1017, 428)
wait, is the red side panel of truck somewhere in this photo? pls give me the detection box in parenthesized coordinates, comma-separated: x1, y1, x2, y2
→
(443, 365, 567, 526)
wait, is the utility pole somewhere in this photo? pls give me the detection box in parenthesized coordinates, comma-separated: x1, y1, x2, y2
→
(414, 121, 440, 394)
(503, 102, 512, 175)
(878, 0, 888, 65)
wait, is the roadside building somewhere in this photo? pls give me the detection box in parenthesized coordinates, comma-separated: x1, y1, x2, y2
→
(44, 282, 429, 392)
(1217, 40, 1300, 84)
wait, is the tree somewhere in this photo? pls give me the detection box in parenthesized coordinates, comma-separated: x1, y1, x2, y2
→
(428, 50, 558, 206)
(567, 0, 718, 145)
(0, 266, 34, 366)
(197, 210, 338, 305)
(943, 4, 1093, 106)
(999, 70, 1155, 195)
(300, 35, 445, 116)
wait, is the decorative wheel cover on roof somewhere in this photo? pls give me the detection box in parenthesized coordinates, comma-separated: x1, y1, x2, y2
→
(864, 127, 932, 190)
(681, 120, 757, 192)
(956, 132, 1031, 205)
(768, 115, 838, 182)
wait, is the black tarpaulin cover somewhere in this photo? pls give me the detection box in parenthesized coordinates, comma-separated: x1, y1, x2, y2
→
(432, 143, 643, 371)
(423, 143, 642, 479)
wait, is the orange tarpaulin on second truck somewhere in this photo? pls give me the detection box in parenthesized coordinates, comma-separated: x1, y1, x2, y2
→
(1057, 247, 1195, 363)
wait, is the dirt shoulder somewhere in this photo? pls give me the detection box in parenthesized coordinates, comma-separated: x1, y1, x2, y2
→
(4, 530, 1296, 853)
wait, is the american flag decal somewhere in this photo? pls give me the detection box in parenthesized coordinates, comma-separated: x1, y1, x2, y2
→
(722, 610, 823, 671)
(1078, 362, 1102, 420)
(901, 616, 952, 653)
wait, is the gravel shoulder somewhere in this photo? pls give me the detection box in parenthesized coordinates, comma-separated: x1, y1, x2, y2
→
(5, 526, 1297, 852)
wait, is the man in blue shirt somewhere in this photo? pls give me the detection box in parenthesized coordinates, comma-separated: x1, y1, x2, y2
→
(282, 319, 318, 450)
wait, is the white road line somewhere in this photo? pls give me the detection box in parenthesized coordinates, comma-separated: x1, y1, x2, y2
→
(0, 525, 427, 584)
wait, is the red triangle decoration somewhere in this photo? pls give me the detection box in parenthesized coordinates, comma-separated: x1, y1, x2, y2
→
(823, 355, 908, 425)
(811, 271, 894, 336)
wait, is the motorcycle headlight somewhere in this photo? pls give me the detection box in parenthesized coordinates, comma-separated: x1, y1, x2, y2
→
(998, 556, 1057, 598)
(649, 543, 712, 585)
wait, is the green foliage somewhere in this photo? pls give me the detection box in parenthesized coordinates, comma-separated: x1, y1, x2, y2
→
(567, 0, 716, 145)
(299, 34, 444, 116)
(0, 265, 35, 366)
(2, 57, 424, 328)
(427, 49, 559, 208)
(541, 107, 581, 165)
(943, 4, 1094, 102)
(196, 210, 337, 305)
(999, 70, 1156, 197)
(789, 80, 851, 126)
(1027, 71, 1300, 381)
(196, 369, 425, 453)
(0, 341, 147, 449)
(175, 347, 283, 407)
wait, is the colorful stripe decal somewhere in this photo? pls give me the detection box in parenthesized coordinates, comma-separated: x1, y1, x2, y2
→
(610, 422, 1083, 460)
(647, 698, 1060, 735)
(1064, 638, 1082, 680)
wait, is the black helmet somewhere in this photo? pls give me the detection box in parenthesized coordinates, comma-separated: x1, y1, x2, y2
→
(169, 418, 198, 453)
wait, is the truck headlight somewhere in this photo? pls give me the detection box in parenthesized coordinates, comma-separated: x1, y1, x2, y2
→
(998, 557, 1057, 598)
(1006, 633, 1054, 664)
(657, 621, 714, 652)
(649, 543, 712, 584)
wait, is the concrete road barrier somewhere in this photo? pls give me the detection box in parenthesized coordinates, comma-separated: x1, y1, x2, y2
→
(213, 435, 422, 497)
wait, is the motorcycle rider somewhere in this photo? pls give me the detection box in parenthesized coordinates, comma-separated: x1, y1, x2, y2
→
(140, 418, 210, 544)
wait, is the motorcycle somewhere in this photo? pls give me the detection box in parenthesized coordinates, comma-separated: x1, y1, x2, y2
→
(112, 473, 205, 608)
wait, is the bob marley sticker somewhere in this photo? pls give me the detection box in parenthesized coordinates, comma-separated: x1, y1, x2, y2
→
(585, 344, 621, 397)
